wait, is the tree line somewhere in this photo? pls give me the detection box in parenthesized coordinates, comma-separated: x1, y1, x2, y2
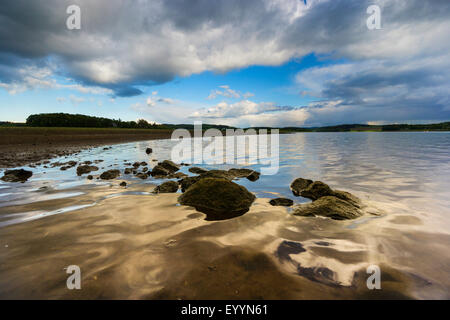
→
(25, 113, 163, 129)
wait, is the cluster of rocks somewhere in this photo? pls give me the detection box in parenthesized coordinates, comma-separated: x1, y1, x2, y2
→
(50, 160, 77, 171)
(290, 178, 362, 220)
(1, 144, 365, 222)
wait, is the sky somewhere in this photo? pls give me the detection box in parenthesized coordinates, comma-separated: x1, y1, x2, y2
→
(0, 0, 449, 127)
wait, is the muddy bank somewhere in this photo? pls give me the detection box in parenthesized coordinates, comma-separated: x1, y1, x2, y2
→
(0, 127, 173, 168)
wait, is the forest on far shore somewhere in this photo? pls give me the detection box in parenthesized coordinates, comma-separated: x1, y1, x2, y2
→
(0, 113, 449, 132)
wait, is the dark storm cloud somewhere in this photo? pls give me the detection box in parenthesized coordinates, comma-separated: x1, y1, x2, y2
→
(0, 0, 449, 125)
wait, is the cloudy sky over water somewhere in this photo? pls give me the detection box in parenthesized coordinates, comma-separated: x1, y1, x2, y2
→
(0, 0, 449, 127)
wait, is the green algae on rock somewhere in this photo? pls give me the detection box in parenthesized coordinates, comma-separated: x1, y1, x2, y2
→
(269, 198, 294, 207)
(293, 196, 362, 220)
(290, 178, 362, 220)
(99, 169, 121, 180)
(178, 178, 256, 221)
(153, 180, 179, 193)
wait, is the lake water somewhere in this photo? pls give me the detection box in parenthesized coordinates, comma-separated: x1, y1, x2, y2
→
(0, 132, 449, 299)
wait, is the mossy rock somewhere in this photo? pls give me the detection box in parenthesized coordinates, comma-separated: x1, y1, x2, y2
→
(269, 198, 294, 206)
(188, 167, 208, 174)
(76, 165, 99, 176)
(159, 160, 180, 173)
(299, 181, 333, 200)
(178, 178, 256, 221)
(151, 165, 170, 176)
(228, 168, 254, 178)
(179, 170, 234, 192)
(199, 170, 235, 180)
(293, 196, 362, 220)
(154, 181, 179, 193)
(180, 176, 201, 192)
(290, 178, 313, 196)
(332, 190, 362, 208)
(228, 168, 260, 181)
(100, 169, 120, 180)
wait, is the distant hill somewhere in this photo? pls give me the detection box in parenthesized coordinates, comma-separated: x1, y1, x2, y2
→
(1, 113, 449, 132)
(278, 122, 450, 132)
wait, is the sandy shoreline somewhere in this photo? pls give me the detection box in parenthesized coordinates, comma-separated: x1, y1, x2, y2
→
(0, 127, 174, 168)
(0, 132, 449, 299)
(0, 183, 428, 299)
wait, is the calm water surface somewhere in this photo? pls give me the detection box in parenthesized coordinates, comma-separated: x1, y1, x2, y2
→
(0, 132, 449, 299)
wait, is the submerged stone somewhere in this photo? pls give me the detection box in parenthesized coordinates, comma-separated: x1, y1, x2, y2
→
(178, 178, 256, 221)
(269, 198, 294, 206)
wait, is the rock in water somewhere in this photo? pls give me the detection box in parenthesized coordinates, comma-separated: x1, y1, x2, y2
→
(228, 168, 260, 181)
(189, 167, 208, 174)
(135, 172, 148, 180)
(331, 190, 362, 208)
(76, 165, 99, 176)
(246, 171, 260, 182)
(228, 168, 254, 178)
(153, 181, 179, 193)
(293, 196, 362, 220)
(159, 160, 180, 173)
(269, 198, 294, 206)
(132, 162, 141, 168)
(120, 181, 127, 187)
(179, 170, 235, 192)
(179, 176, 201, 192)
(151, 165, 170, 176)
(167, 172, 187, 179)
(290, 178, 313, 196)
(290, 177, 363, 220)
(146, 148, 153, 154)
(199, 170, 234, 180)
(1, 169, 33, 183)
(298, 181, 333, 200)
(100, 169, 121, 180)
(178, 178, 256, 221)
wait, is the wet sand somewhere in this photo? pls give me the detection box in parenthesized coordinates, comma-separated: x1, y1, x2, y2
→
(0, 127, 173, 168)
(1, 133, 450, 299)
(1, 182, 449, 299)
